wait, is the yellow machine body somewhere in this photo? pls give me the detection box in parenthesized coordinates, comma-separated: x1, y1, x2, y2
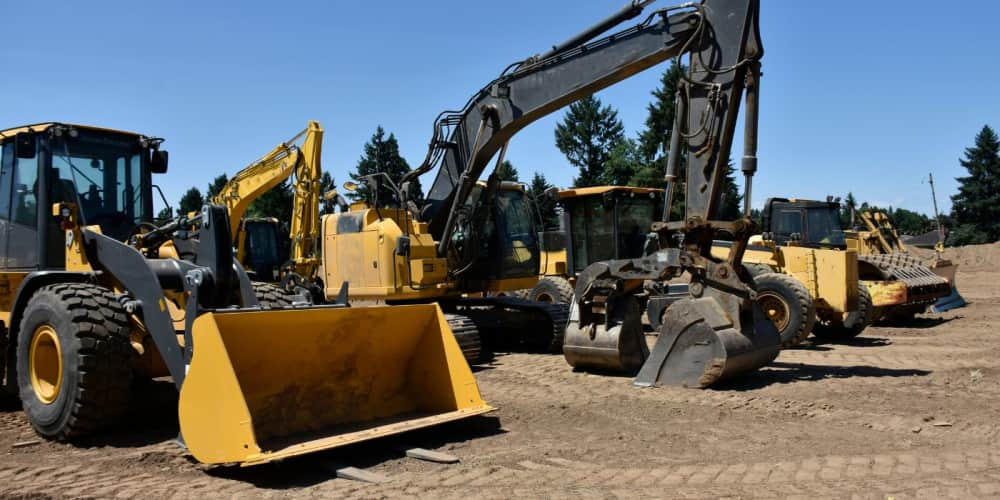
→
(178, 303, 492, 466)
(321, 186, 538, 302)
(720, 242, 861, 314)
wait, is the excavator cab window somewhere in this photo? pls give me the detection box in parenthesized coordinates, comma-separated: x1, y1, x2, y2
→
(617, 195, 659, 259)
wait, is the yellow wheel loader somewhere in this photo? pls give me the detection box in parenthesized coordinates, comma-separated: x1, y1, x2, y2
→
(0, 123, 492, 466)
(762, 198, 952, 326)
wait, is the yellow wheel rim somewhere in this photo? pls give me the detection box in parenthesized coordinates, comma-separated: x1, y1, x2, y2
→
(757, 292, 791, 332)
(29, 325, 62, 405)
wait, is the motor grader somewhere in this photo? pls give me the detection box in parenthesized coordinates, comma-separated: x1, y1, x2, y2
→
(0, 122, 492, 466)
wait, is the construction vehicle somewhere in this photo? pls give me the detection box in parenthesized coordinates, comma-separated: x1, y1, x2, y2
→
(210, 121, 326, 292)
(0, 122, 492, 466)
(925, 173, 966, 312)
(554, 0, 784, 388)
(761, 198, 952, 324)
(712, 238, 866, 346)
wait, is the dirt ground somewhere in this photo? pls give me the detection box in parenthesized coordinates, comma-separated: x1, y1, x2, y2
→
(1, 245, 998, 499)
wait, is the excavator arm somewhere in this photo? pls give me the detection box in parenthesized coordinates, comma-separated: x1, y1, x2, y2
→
(403, 0, 761, 267)
(213, 121, 323, 277)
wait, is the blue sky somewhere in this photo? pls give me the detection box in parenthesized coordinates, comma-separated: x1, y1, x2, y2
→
(4, 0, 998, 216)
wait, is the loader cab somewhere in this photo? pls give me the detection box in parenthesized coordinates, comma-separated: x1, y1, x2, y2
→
(461, 182, 540, 287)
(556, 187, 663, 274)
(240, 217, 288, 282)
(762, 198, 846, 248)
(0, 123, 162, 270)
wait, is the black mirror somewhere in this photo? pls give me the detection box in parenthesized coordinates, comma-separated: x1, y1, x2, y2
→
(15, 133, 36, 159)
(150, 150, 168, 174)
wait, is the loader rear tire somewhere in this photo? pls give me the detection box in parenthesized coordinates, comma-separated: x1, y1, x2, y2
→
(253, 282, 292, 309)
(743, 262, 774, 278)
(528, 276, 574, 304)
(16, 283, 133, 440)
(813, 283, 874, 341)
(753, 273, 816, 348)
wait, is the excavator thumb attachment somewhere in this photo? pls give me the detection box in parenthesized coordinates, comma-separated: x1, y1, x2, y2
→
(177, 304, 493, 466)
(634, 298, 780, 389)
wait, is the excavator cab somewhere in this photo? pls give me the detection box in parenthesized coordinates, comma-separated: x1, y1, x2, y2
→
(458, 182, 541, 290)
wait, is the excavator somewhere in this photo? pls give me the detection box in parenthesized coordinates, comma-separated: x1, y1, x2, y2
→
(553, 0, 782, 388)
(210, 121, 326, 291)
(0, 122, 491, 466)
(322, 0, 775, 378)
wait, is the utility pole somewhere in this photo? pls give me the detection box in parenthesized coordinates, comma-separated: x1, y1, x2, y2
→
(928, 173, 945, 254)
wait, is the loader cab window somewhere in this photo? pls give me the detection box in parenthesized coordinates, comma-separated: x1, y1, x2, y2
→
(772, 209, 804, 244)
(804, 206, 846, 246)
(617, 196, 658, 259)
(11, 152, 38, 227)
(49, 130, 150, 240)
(568, 197, 615, 273)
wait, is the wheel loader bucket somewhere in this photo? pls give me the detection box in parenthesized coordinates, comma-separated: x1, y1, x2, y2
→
(929, 260, 967, 313)
(177, 304, 494, 466)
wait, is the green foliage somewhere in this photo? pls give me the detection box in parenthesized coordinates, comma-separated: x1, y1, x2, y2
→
(632, 63, 687, 220)
(319, 171, 339, 215)
(496, 160, 520, 182)
(840, 192, 858, 227)
(949, 124, 1000, 245)
(349, 126, 423, 207)
(555, 96, 625, 188)
(178, 187, 204, 215)
(715, 160, 742, 221)
(638, 63, 685, 162)
(247, 180, 293, 224)
(889, 208, 931, 234)
(603, 138, 642, 186)
(205, 174, 229, 202)
(155, 206, 173, 222)
(527, 172, 560, 230)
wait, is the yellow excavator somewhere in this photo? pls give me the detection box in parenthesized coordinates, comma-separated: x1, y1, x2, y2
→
(0, 122, 491, 466)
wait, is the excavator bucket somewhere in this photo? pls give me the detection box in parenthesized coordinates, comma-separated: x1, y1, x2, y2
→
(177, 303, 493, 466)
(634, 298, 780, 389)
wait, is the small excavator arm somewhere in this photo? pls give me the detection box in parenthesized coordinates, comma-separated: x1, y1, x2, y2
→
(213, 121, 323, 275)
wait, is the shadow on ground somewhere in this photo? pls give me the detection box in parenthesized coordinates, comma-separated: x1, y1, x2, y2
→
(207, 415, 504, 489)
(714, 361, 931, 390)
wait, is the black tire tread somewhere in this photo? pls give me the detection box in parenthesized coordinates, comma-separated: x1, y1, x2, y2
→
(18, 283, 133, 440)
(529, 276, 575, 305)
(754, 272, 816, 348)
(252, 282, 293, 309)
(814, 283, 874, 341)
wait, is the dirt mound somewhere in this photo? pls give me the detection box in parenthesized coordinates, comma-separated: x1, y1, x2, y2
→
(909, 241, 1000, 271)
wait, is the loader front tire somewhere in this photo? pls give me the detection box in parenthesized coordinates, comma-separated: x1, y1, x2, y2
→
(252, 282, 293, 309)
(17, 284, 133, 440)
(813, 283, 874, 341)
(528, 276, 575, 304)
(753, 273, 816, 348)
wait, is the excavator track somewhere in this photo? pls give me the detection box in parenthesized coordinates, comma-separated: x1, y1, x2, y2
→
(452, 297, 570, 353)
(444, 313, 483, 365)
(860, 253, 951, 305)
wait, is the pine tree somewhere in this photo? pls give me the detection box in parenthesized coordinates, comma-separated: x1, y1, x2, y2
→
(527, 172, 560, 230)
(633, 63, 687, 219)
(554, 96, 625, 188)
(349, 126, 422, 207)
(950, 124, 1000, 245)
(319, 171, 340, 215)
(714, 160, 742, 221)
(841, 192, 858, 227)
(638, 63, 685, 162)
(603, 138, 642, 186)
(178, 187, 204, 215)
(247, 180, 293, 225)
(205, 174, 229, 202)
(496, 160, 520, 182)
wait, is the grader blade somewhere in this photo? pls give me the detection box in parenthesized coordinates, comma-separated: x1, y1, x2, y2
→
(634, 298, 780, 389)
(177, 303, 493, 466)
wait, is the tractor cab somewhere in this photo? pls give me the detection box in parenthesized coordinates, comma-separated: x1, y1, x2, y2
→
(554, 186, 663, 275)
(761, 198, 846, 248)
(0, 123, 166, 270)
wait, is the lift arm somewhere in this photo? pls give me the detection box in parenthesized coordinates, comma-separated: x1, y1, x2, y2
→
(213, 121, 323, 274)
(402, 0, 761, 263)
